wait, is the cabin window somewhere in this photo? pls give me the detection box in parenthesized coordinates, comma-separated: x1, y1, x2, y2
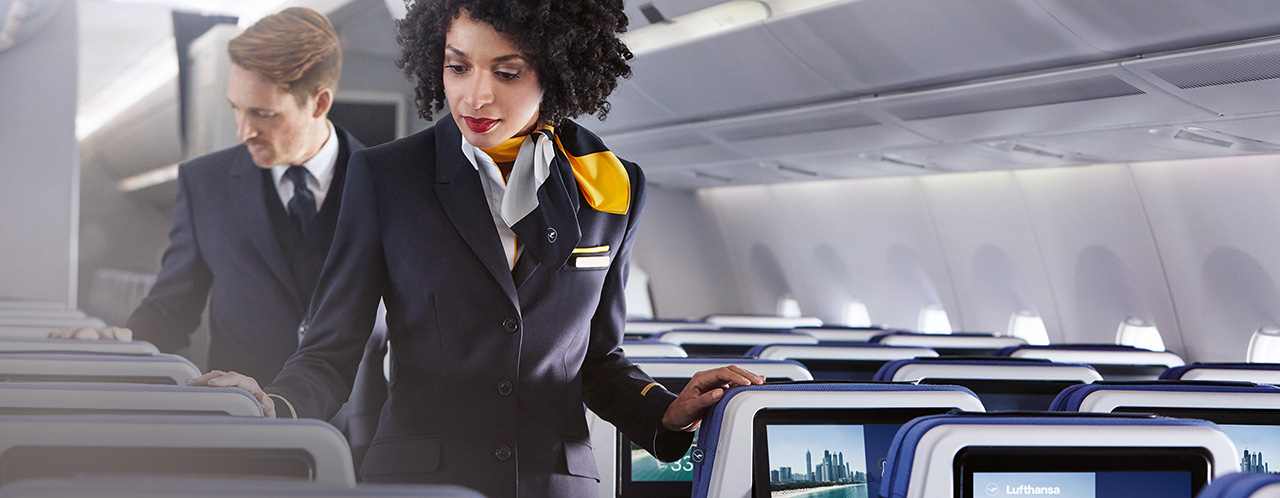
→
(918, 305, 952, 335)
(625, 266, 655, 320)
(842, 300, 872, 327)
(1008, 310, 1050, 345)
(1247, 326, 1280, 363)
(1115, 317, 1165, 352)
(776, 296, 802, 318)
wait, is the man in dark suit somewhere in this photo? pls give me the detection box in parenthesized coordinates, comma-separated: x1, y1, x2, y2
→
(52, 8, 385, 459)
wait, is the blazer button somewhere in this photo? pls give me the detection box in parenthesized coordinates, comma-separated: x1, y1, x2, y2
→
(498, 380, 513, 396)
(495, 445, 512, 461)
(546, 227, 557, 243)
(502, 318, 518, 333)
(297, 325, 307, 334)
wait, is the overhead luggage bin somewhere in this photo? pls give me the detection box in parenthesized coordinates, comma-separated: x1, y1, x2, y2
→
(701, 315, 823, 329)
(0, 352, 200, 385)
(1162, 363, 1280, 385)
(0, 415, 354, 486)
(880, 412, 1238, 498)
(0, 337, 159, 356)
(0, 477, 486, 498)
(689, 383, 985, 498)
(0, 382, 263, 417)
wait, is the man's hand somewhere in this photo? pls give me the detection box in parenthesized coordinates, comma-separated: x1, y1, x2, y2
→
(48, 326, 133, 341)
(186, 370, 277, 418)
(661, 365, 765, 432)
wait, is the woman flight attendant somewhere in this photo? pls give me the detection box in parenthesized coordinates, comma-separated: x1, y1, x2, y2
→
(191, 1, 765, 497)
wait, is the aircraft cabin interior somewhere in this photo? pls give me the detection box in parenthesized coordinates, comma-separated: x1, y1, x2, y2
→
(7, 0, 1280, 497)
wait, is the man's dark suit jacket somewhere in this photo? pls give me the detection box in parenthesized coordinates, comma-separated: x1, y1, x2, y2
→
(268, 117, 691, 498)
(125, 126, 362, 383)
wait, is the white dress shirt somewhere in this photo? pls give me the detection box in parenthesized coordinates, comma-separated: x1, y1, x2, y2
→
(269, 121, 339, 211)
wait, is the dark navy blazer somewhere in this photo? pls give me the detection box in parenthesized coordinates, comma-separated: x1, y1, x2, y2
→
(125, 127, 362, 383)
(268, 117, 689, 498)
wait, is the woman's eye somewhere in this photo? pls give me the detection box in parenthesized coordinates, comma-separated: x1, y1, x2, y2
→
(446, 64, 469, 75)
(495, 70, 520, 81)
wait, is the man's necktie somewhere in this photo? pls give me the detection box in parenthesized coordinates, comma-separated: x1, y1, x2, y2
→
(285, 166, 316, 232)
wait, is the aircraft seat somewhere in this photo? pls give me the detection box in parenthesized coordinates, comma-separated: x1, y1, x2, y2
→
(689, 383, 985, 498)
(0, 336, 160, 355)
(0, 382, 264, 416)
(624, 319, 718, 337)
(1195, 471, 1280, 498)
(0, 477, 486, 498)
(0, 414, 354, 486)
(869, 332, 1027, 356)
(1162, 363, 1280, 384)
(747, 343, 938, 381)
(795, 325, 891, 343)
(881, 412, 1239, 498)
(618, 339, 688, 358)
(1050, 381, 1280, 413)
(651, 329, 818, 357)
(872, 357, 1101, 410)
(701, 314, 823, 329)
(0, 352, 200, 384)
(997, 344, 1185, 380)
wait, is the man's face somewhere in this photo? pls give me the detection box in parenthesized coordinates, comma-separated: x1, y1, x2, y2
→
(227, 64, 324, 168)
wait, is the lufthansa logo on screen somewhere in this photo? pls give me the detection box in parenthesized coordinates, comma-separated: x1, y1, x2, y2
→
(1005, 484, 1062, 495)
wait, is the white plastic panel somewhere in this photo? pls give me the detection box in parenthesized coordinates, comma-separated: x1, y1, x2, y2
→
(755, 345, 936, 361)
(1178, 368, 1280, 385)
(0, 337, 158, 355)
(876, 335, 1027, 350)
(702, 315, 822, 329)
(1072, 389, 1280, 414)
(606, 126, 742, 170)
(633, 360, 813, 382)
(624, 321, 718, 336)
(918, 171, 1061, 337)
(1025, 126, 1250, 163)
(618, 342, 687, 358)
(655, 331, 817, 346)
(1130, 155, 1280, 362)
(0, 383, 263, 417)
(865, 65, 1214, 142)
(0, 353, 201, 384)
(700, 101, 931, 159)
(1007, 349, 1184, 368)
(795, 327, 888, 343)
(625, 24, 838, 123)
(766, 0, 1106, 94)
(1034, 0, 1280, 54)
(703, 177, 958, 329)
(1014, 164, 1181, 348)
(887, 363, 1102, 383)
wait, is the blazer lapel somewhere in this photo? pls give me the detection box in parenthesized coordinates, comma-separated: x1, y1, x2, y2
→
(433, 119, 519, 306)
(229, 148, 306, 305)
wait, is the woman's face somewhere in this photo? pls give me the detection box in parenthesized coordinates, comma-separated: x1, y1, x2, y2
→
(443, 11, 543, 149)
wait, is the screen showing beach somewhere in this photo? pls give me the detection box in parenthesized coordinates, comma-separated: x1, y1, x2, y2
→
(764, 424, 901, 498)
(630, 428, 700, 482)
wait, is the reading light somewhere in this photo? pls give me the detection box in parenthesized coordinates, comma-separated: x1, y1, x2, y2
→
(842, 300, 871, 327)
(918, 305, 952, 335)
(1247, 326, 1280, 363)
(1008, 309, 1050, 346)
(622, 1, 769, 56)
(1115, 317, 1165, 352)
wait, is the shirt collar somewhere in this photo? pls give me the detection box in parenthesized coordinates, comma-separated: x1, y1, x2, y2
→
(270, 120, 339, 189)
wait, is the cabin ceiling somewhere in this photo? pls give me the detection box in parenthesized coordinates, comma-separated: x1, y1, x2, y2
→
(78, 0, 1280, 194)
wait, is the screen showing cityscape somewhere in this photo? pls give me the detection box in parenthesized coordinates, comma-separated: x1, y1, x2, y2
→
(763, 424, 900, 498)
(1110, 406, 1280, 475)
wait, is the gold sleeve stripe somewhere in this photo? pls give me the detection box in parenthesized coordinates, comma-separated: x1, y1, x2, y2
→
(641, 382, 662, 396)
(572, 245, 611, 254)
(265, 393, 298, 419)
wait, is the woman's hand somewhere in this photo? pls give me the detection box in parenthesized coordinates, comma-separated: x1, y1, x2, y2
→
(186, 370, 277, 418)
(661, 365, 765, 432)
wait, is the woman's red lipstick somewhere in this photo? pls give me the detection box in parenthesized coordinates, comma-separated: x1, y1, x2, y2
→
(464, 117, 499, 133)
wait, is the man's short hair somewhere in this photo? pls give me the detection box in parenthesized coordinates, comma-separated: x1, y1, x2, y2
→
(228, 7, 342, 105)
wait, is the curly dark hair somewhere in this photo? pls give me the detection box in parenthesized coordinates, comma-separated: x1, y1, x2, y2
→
(395, 0, 633, 125)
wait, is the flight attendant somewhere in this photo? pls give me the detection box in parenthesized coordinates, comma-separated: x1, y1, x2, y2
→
(191, 1, 764, 497)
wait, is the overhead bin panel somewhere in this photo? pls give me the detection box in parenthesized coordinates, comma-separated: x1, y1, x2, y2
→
(1190, 113, 1280, 146)
(624, 25, 839, 124)
(775, 151, 931, 180)
(1124, 38, 1280, 117)
(868, 142, 1097, 174)
(865, 65, 1215, 142)
(623, 0, 723, 28)
(1033, 0, 1280, 54)
(700, 101, 932, 158)
(1024, 127, 1258, 163)
(765, 0, 1106, 95)
(586, 81, 677, 135)
(604, 127, 741, 170)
